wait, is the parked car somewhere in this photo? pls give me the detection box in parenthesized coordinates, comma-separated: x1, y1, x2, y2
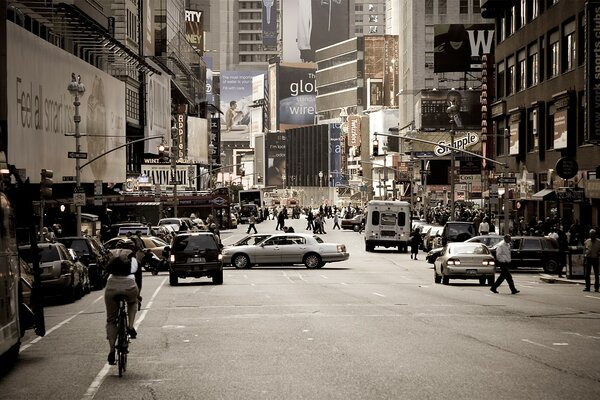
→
(19, 242, 86, 302)
(107, 222, 146, 240)
(341, 214, 364, 231)
(169, 232, 224, 285)
(57, 236, 108, 290)
(422, 226, 444, 252)
(434, 242, 496, 286)
(491, 236, 562, 273)
(158, 218, 192, 233)
(66, 248, 90, 295)
(221, 233, 350, 269)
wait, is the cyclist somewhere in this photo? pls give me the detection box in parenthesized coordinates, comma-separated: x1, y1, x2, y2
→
(104, 248, 142, 365)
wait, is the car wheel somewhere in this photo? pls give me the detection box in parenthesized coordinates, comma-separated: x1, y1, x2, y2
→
(212, 270, 223, 285)
(169, 272, 179, 286)
(233, 254, 250, 269)
(479, 277, 487, 285)
(543, 260, 560, 274)
(442, 274, 450, 285)
(353, 225, 360, 232)
(434, 270, 442, 284)
(304, 253, 322, 269)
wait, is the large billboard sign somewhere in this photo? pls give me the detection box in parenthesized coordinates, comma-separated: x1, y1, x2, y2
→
(185, 9, 204, 52)
(144, 69, 170, 153)
(7, 22, 126, 183)
(434, 24, 495, 73)
(265, 131, 286, 189)
(282, 0, 350, 63)
(418, 89, 482, 130)
(587, 0, 600, 143)
(329, 123, 346, 187)
(220, 71, 265, 134)
(262, 0, 278, 47)
(278, 64, 317, 130)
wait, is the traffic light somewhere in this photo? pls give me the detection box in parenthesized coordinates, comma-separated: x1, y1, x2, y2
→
(358, 167, 363, 177)
(240, 168, 245, 177)
(372, 137, 379, 157)
(40, 169, 53, 199)
(158, 144, 169, 162)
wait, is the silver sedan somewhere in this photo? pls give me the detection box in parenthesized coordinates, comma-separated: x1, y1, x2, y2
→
(222, 233, 350, 269)
(434, 242, 496, 286)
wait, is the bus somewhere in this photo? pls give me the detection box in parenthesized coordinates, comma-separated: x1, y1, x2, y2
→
(0, 191, 44, 364)
(363, 200, 411, 253)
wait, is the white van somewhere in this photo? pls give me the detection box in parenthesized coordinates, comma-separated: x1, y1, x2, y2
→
(364, 200, 411, 252)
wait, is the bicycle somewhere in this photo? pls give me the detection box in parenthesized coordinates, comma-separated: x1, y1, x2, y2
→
(115, 295, 129, 377)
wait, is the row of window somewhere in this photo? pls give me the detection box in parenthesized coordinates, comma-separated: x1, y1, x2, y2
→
(499, 0, 560, 41)
(497, 15, 583, 98)
(425, 0, 479, 15)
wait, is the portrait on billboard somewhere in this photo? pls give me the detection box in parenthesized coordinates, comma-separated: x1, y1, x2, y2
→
(265, 132, 286, 188)
(434, 24, 495, 73)
(220, 71, 265, 134)
(419, 89, 481, 130)
(267, 157, 286, 187)
(283, 0, 350, 63)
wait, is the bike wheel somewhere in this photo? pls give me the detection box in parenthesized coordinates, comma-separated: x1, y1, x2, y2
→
(116, 306, 128, 377)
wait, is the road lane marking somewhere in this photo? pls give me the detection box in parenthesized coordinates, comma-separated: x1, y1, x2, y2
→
(563, 332, 600, 340)
(584, 295, 600, 300)
(521, 339, 558, 351)
(320, 275, 329, 279)
(373, 292, 385, 297)
(82, 277, 166, 400)
(552, 343, 569, 346)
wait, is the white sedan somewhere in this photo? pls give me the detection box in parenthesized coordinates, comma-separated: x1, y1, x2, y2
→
(222, 233, 350, 269)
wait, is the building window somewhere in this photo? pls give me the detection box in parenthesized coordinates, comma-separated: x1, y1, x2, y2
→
(528, 44, 539, 86)
(546, 103, 555, 150)
(473, 1, 480, 14)
(369, 15, 378, 23)
(549, 31, 559, 78)
(369, 4, 375, 12)
(439, 0, 447, 15)
(520, 0, 527, 26)
(517, 50, 526, 91)
(425, 0, 433, 15)
(497, 61, 505, 98)
(507, 56, 515, 95)
(356, 26, 363, 34)
(459, 0, 468, 14)
(355, 15, 363, 23)
(527, 109, 539, 152)
(563, 20, 576, 72)
(369, 26, 378, 34)
(531, 0, 539, 19)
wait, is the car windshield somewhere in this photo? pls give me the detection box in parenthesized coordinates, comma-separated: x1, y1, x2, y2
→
(159, 219, 181, 226)
(59, 239, 88, 255)
(20, 246, 60, 263)
(450, 244, 489, 255)
(173, 235, 218, 252)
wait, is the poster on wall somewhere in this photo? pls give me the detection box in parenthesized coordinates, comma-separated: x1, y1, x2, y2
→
(434, 24, 495, 73)
(553, 109, 568, 150)
(145, 70, 170, 153)
(265, 131, 286, 189)
(419, 89, 482, 130)
(509, 122, 519, 156)
(329, 123, 346, 187)
(278, 64, 316, 130)
(262, 0, 278, 47)
(282, 0, 350, 63)
(7, 22, 126, 183)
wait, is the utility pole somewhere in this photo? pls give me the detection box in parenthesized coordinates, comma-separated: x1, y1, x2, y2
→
(503, 128, 510, 235)
(67, 73, 85, 236)
(447, 101, 458, 221)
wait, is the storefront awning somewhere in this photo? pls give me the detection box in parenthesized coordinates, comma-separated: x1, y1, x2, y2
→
(532, 188, 556, 201)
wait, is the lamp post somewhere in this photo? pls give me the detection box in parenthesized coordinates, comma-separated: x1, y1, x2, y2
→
(447, 100, 459, 221)
(503, 128, 510, 235)
(67, 73, 85, 236)
(208, 143, 214, 189)
(318, 171, 323, 205)
(382, 143, 388, 200)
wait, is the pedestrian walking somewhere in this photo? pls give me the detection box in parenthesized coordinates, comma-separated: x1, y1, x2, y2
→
(306, 211, 314, 230)
(333, 213, 341, 230)
(276, 210, 285, 230)
(583, 229, 600, 292)
(479, 217, 490, 235)
(410, 229, 421, 260)
(247, 213, 258, 234)
(490, 234, 519, 294)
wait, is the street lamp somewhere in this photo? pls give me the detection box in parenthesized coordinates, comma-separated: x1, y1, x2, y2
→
(318, 170, 323, 205)
(447, 100, 459, 221)
(208, 142, 214, 189)
(67, 73, 85, 236)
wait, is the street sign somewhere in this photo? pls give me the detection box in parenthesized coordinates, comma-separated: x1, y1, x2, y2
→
(73, 186, 85, 193)
(498, 177, 517, 184)
(68, 152, 88, 159)
(73, 193, 86, 206)
(62, 176, 75, 182)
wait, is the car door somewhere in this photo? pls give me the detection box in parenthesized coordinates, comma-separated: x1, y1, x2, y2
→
(509, 238, 522, 268)
(518, 238, 543, 269)
(283, 236, 308, 264)
(254, 236, 285, 264)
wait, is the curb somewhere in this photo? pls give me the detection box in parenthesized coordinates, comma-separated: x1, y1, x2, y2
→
(539, 274, 585, 285)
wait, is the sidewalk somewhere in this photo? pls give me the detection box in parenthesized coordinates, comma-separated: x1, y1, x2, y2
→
(539, 274, 586, 285)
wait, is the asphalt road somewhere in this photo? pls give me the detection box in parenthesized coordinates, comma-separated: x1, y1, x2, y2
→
(2, 217, 599, 400)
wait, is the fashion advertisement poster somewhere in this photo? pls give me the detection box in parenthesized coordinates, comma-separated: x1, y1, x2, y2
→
(418, 89, 482, 130)
(220, 71, 265, 134)
(282, 0, 350, 63)
(433, 24, 495, 73)
(278, 64, 317, 130)
(265, 132, 287, 189)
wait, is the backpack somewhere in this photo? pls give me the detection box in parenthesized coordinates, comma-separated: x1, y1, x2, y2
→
(108, 249, 133, 276)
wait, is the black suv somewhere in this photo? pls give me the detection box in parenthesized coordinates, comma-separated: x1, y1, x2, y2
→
(441, 222, 476, 245)
(58, 236, 108, 290)
(169, 233, 223, 286)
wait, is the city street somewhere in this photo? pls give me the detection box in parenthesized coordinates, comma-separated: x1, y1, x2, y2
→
(1, 218, 599, 400)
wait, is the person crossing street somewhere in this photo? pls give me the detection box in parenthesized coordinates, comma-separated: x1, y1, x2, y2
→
(247, 213, 258, 234)
(490, 234, 519, 294)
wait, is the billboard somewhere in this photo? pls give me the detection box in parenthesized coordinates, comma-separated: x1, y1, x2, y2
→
(278, 64, 317, 130)
(262, 0, 278, 47)
(144, 69, 170, 153)
(265, 131, 286, 189)
(220, 71, 265, 134)
(329, 123, 346, 187)
(187, 116, 209, 164)
(282, 0, 350, 63)
(7, 22, 126, 183)
(185, 9, 204, 52)
(418, 89, 482, 130)
(434, 24, 495, 73)
(364, 36, 399, 108)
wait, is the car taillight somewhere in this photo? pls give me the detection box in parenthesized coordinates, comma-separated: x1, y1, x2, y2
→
(218, 254, 223, 261)
(60, 262, 71, 275)
(170, 254, 175, 263)
(337, 245, 346, 252)
(447, 259, 461, 265)
(482, 260, 495, 266)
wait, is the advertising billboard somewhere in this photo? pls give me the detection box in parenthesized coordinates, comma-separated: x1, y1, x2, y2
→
(329, 123, 346, 187)
(265, 131, 286, 189)
(434, 24, 495, 73)
(7, 22, 126, 183)
(185, 9, 204, 52)
(187, 116, 209, 164)
(278, 64, 317, 130)
(364, 36, 399, 108)
(418, 89, 482, 130)
(282, 0, 350, 63)
(144, 69, 170, 153)
(220, 71, 265, 134)
(262, 0, 278, 47)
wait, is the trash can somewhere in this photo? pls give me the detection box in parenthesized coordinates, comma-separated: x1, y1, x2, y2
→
(567, 245, 585, 279)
